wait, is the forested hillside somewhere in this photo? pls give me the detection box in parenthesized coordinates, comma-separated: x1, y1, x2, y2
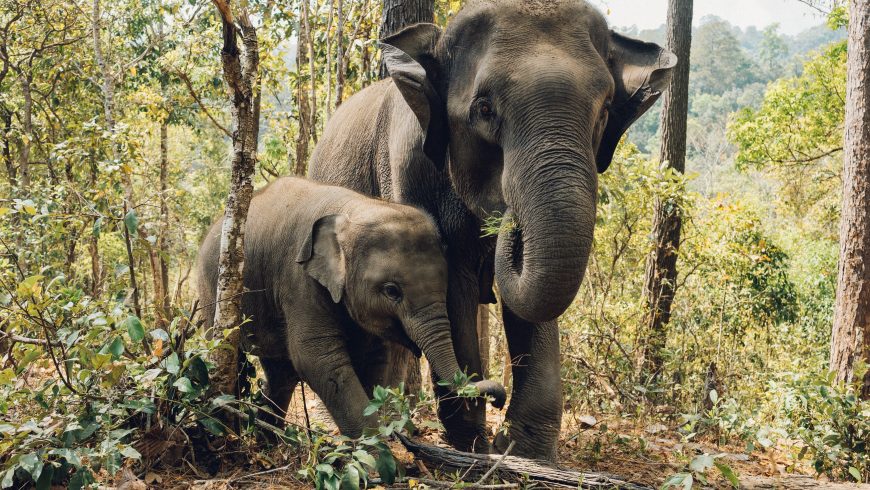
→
(0, 0, 867, 488)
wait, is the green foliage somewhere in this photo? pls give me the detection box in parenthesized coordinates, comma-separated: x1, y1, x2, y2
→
(297, 433, 400, 490)
(730, 42, 846, 171)
(661, 453, 739, 490)
(691, 19, 759, 96)
(781, 372, 870, 482)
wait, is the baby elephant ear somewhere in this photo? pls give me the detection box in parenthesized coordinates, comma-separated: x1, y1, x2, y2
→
(380, 23, 448, 169)
(597, 31, 678, 173)
(296, 214, 347, 303)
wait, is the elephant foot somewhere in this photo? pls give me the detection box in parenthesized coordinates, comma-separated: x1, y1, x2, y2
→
(493, 417, 559, 461)
(443, 424, 493, 454)
(438, 399, 492, 453)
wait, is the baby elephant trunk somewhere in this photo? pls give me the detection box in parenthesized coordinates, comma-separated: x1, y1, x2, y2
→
(406, 304, 507, 409)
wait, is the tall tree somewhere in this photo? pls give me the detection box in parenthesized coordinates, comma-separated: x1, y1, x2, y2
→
(831, 0, 870, 399)
(294, 0, 312, 176)
(642, 0, 693, 381)
(209, 0, 260, 400)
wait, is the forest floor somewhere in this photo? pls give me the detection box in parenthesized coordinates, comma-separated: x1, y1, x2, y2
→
(126, 387, 870, 490)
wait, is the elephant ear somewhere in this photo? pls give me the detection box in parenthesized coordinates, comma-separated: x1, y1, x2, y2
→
(296, 214, 347, 304)
(381, 23, 448, 169)
(597, 31, 678, 173)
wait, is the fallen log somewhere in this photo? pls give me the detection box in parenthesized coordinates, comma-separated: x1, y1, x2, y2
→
(397, 435, 651, 489)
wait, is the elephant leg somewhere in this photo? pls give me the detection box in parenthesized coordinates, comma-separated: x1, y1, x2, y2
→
(258, 357, 299, 431)
(292, 328, 376, 438)
(493, 305, 562, 461)
(437, 266, 490, 453)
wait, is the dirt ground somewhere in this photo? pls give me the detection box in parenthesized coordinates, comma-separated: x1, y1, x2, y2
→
(128, 387, 870, 489)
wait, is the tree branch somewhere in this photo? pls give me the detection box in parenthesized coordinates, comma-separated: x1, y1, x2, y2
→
(176, 71, 232, 138)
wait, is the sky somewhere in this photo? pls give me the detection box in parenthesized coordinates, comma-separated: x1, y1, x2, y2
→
(588, 0, 830, 35)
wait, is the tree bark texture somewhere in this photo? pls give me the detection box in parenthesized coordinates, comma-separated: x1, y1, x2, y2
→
(378, 0, 434, 79)
(18, 74, 32, 190)
(294, 0, 312, 176)
(831, 0, 870, 399)
(334, 0, 346, 109)
(210, 0, 260, 400)
(641, 0, 692, 381)
(398, 434, 649, 489)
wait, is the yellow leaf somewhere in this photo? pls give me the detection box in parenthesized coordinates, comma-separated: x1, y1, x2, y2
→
(153, 339, 163, 357)
(129, 66, 137, 76)
(0, 207, 10, 216)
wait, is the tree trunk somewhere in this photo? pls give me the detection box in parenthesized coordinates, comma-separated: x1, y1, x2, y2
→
(325, 0, 335, 117)
(305, 0, 317, 144)
(378, 0, 434, 78)
(149, 121, 170, 328)
(18, 74, 32, 191)
(294, 0, 312, 176)
(831, 0, 870, 399)
(334, 0, 346, 109)
(89, 151, 103, 296)
(209, 0, 260, 402)
(1, 109, 13, 186)
(93, 0, 142, 317)
(641, 0, 692, 382)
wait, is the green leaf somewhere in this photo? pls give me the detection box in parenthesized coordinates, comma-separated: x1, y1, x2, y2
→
(120, 446, 141, 459)
(186, 356, 209, 386)
(709, 389, 718, 405)
(375, 447, 397, 485)
(211, 394, 235, 407)
(124, 209, 138, 236)
(35, 464, 54, 490)
(362, 403, 380, 417)
(125, 316, 145, 343)
(108, 336, 125, 359)
(68, 468, 94, 490)
(689, 454, 715, 473)
(341, 464, 360, 490)
(20, 452, 41, 478)
(715, 461, 740, 488)
(163, 352, 180, 375)
(173, 377, 194, 393)
(200, 416, 225, 436)
(660, 472, 691, 490)
(352, 450, 377, 470)
(315, 463, 335, 477)
(92, 217, 102, 238)
(2, 468, 15, 489)
(323, 474, 341, 490)
(848, 467, 862, 482)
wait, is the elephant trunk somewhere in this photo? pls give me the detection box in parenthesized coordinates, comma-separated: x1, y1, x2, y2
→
(406, 303, 506, 408)
(495, 138, 598, 324)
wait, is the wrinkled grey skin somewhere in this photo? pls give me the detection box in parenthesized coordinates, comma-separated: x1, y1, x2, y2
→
(197, 177, 506, 438)
(308, 0, 676, 459)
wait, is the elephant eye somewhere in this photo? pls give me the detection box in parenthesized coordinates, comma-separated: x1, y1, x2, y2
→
(474, 98, 494, 119)
(382, 282, 403, 302)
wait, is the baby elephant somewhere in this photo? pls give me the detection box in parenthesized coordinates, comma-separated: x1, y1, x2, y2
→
(197, 177, 505, 438)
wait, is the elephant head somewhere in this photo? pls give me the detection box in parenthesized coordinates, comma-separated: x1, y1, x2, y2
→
(381, 0, 677, 323)
(296, 210, 506, 407)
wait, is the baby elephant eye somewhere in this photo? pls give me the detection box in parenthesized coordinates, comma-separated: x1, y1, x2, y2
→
(382, 282, 403, 302)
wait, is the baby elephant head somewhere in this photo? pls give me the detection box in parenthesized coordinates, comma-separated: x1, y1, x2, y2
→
(296, 208, 505, 408)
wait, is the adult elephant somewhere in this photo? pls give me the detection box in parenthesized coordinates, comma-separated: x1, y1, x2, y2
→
(309, 0, 676, 460)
